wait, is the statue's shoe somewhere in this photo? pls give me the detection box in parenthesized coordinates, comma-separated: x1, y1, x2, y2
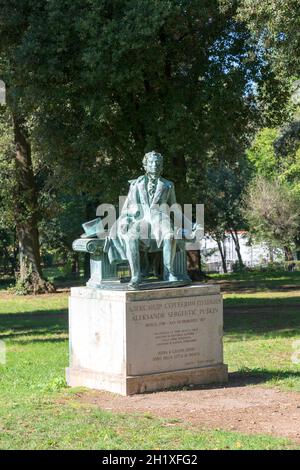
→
(165, 273, 181, 282)
(128, 277, 141, 289)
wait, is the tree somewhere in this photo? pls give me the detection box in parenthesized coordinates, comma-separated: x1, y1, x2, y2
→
(238, 0, 300, 79)
(0, 0, 261, 195)
(0, 0, 264, 286)
(0, 111, 17, 275)
(0, 112, 18, 274)
(246, 128, 279, 178)
(244, 176, 300, 259)
(205, 158, 251, 270)
(246, 79, 300, 258)
(0, 1, 53, 291)
(0, 106, 56, 292)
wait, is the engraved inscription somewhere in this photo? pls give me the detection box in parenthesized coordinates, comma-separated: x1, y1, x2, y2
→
(127, 294, 223, 375)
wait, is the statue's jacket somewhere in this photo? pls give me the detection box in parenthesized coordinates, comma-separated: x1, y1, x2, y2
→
(104, 175, 178, 265)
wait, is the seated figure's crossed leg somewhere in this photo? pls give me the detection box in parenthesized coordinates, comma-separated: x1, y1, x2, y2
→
(122, 219, 179, 287)
(123, 219, 150, 288)
(163, 235, 177, 282)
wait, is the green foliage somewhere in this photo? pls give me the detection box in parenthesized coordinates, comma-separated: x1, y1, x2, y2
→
(247, 128, 279, 178)
(205, 158, 251, 235)
(39, 376, 67, 393)
(2, 0, 300, 277)
(238, 0, 300, 79)
(0, 0, 269, 279)
(0, 109, 15, 230)
(284, 260, 300, 271)
(11, 277, 32, 296)
(244, 175, 300, 250)
(247, 123, 300, 193)
(0, 111, 17, 274)
(234, 1, 297, 127)
(0, 0, 263, 202)
(231, 260, 248, 273)
(279, 148, 300, 197)
(11, 263, 35, 295)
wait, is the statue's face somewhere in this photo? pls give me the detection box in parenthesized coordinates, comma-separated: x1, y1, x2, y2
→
(145, 154, 163, 178)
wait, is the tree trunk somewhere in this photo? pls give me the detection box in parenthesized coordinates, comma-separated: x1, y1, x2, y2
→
(84, 253, 90, 279)
(12, 229, 18, 275)
(294, 234, 300, 260)
(172, 153, 188, 204)
(283, 245, 294, 261)
(230, 229, 243, 267)
(216, 237, 227, 273)
(187, 249, 207, 281)
(268, 245, 274, 263)
(12, 112, 54, 293)
(71, 253, 79, 274)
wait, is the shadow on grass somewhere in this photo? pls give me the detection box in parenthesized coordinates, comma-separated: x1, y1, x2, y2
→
(224, 297, 300, 307)
(0, 309, 68, 343)
(139, 368, 300, 395)
(227, 369, 300, 387)
(169, 369, 300, 393)
(0, 277, 14, 291)
(211, 269, 300, 282)
(209, 270, 300, 295)
(220, 283, 300, 293)
(224, 308, 300, 340)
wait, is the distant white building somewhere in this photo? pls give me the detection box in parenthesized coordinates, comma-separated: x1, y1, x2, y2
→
(200, 232, 284, 273)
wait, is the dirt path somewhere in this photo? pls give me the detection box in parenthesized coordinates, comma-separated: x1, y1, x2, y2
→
(73, 383, 300, 443)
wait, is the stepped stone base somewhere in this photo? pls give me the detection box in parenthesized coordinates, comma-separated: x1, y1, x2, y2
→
(66, 284, 228, 396)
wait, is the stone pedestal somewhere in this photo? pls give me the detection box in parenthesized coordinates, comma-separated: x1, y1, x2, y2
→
(66, 284, 228, 395)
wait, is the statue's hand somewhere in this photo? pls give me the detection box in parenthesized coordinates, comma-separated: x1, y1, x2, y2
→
(119, 216, 135, 235)
(120, 221, 129, 234)
(128, 204, 140, 218)
(192, 223, 203, 241)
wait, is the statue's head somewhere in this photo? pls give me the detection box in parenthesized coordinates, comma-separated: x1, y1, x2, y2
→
(143, 151, 164, 178)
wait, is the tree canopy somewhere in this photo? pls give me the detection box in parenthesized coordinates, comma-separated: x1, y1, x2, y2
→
(1, 0, 298, 285)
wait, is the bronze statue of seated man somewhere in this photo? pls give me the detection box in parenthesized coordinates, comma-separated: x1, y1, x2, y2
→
(104, 151, 182, 288)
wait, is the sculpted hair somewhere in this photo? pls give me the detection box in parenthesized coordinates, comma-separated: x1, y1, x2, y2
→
(143, 151, 164, 171)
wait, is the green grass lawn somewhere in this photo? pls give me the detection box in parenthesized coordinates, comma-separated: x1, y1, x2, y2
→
(224, 306, 300, 391)
(224, 290, 300, 306)
(211, 269, 300, 290)
(0, 282, 300, 449)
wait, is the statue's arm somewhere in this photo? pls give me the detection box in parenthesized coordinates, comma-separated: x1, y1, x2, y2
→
(118, 181, 139, 234)
(168, 183, 193, 237)
(168, 182, 177, 206)
(120, 180, 137, 215)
